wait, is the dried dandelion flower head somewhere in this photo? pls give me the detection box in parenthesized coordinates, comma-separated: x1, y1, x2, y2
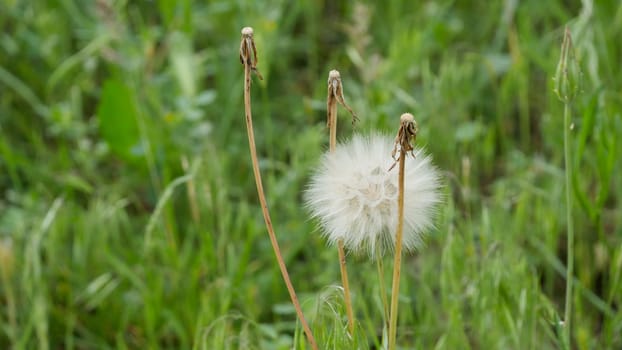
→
(305, 134, 442, 258)
(241, 27, 253, 36)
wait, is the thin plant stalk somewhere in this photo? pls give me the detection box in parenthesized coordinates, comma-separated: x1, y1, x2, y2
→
(553, 27, 580, 350)
(181, 155, 200, 224)
(327, 69, 358, 335)
(337, 241, 355, 334)
(562, 102, 574, 349)
(240, 27, 318, 350)
(388, 114, 418, 350)
(0, 241, 17, 347)
(376, 254, 390, 330)
(388, 152, 405, 350)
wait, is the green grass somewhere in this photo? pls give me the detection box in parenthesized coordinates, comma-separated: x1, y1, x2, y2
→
(1, 0, 621, 349)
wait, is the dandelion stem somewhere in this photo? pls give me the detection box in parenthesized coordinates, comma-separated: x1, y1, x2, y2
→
(388, 113, 418, 350)
(388, 150, 405, 350)
(327, 69, 356, 335)
(376, 254, 390, 330)
(338, 241, 355, 335)
(563, 102, 574, 349)
(240, 27, 318, 350)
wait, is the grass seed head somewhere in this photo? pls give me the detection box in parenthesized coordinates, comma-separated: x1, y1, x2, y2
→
(553, 27, 581, 103)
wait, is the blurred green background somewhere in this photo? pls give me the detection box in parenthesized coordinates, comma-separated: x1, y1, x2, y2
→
(1, 0, 621, 349)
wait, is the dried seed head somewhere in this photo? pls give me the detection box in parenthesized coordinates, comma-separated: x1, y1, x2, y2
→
(239, 26, 263, 80)
(241, 27, 254, 36)
(391, 113, 418, 165)
(326, 69, 358, 126)
(400, 113, 415, 124)
(328, 69, 340, 82)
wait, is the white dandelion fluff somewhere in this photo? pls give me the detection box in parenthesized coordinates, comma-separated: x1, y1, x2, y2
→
(304, 133, 442, 258)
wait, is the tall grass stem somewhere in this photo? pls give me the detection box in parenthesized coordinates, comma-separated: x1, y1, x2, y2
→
(554, 27, 580, 350)
(563, 102, 574, 349)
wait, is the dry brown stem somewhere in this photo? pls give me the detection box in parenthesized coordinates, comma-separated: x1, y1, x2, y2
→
(239, 27, 317, 350)
(388, 113, 418, 350)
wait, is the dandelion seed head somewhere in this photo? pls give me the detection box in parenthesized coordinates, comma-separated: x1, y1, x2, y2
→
(241, 27, 254, 36)
(305, 134, 442, 258)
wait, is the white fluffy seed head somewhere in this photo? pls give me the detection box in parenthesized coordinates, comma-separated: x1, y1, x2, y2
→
(304, 134, 442, 258)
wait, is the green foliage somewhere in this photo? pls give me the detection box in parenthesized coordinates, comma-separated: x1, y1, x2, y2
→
(97, 79, 141, 161)
(1, 0, 621, 349)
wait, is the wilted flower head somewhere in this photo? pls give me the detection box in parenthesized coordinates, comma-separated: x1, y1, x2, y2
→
(305, 134, 442, 258)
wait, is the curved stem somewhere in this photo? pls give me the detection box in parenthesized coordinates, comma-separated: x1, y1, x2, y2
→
(243, 63, 318, 350)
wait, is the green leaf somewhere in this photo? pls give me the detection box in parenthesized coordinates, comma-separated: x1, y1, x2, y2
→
(97, 79, 141, 161)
